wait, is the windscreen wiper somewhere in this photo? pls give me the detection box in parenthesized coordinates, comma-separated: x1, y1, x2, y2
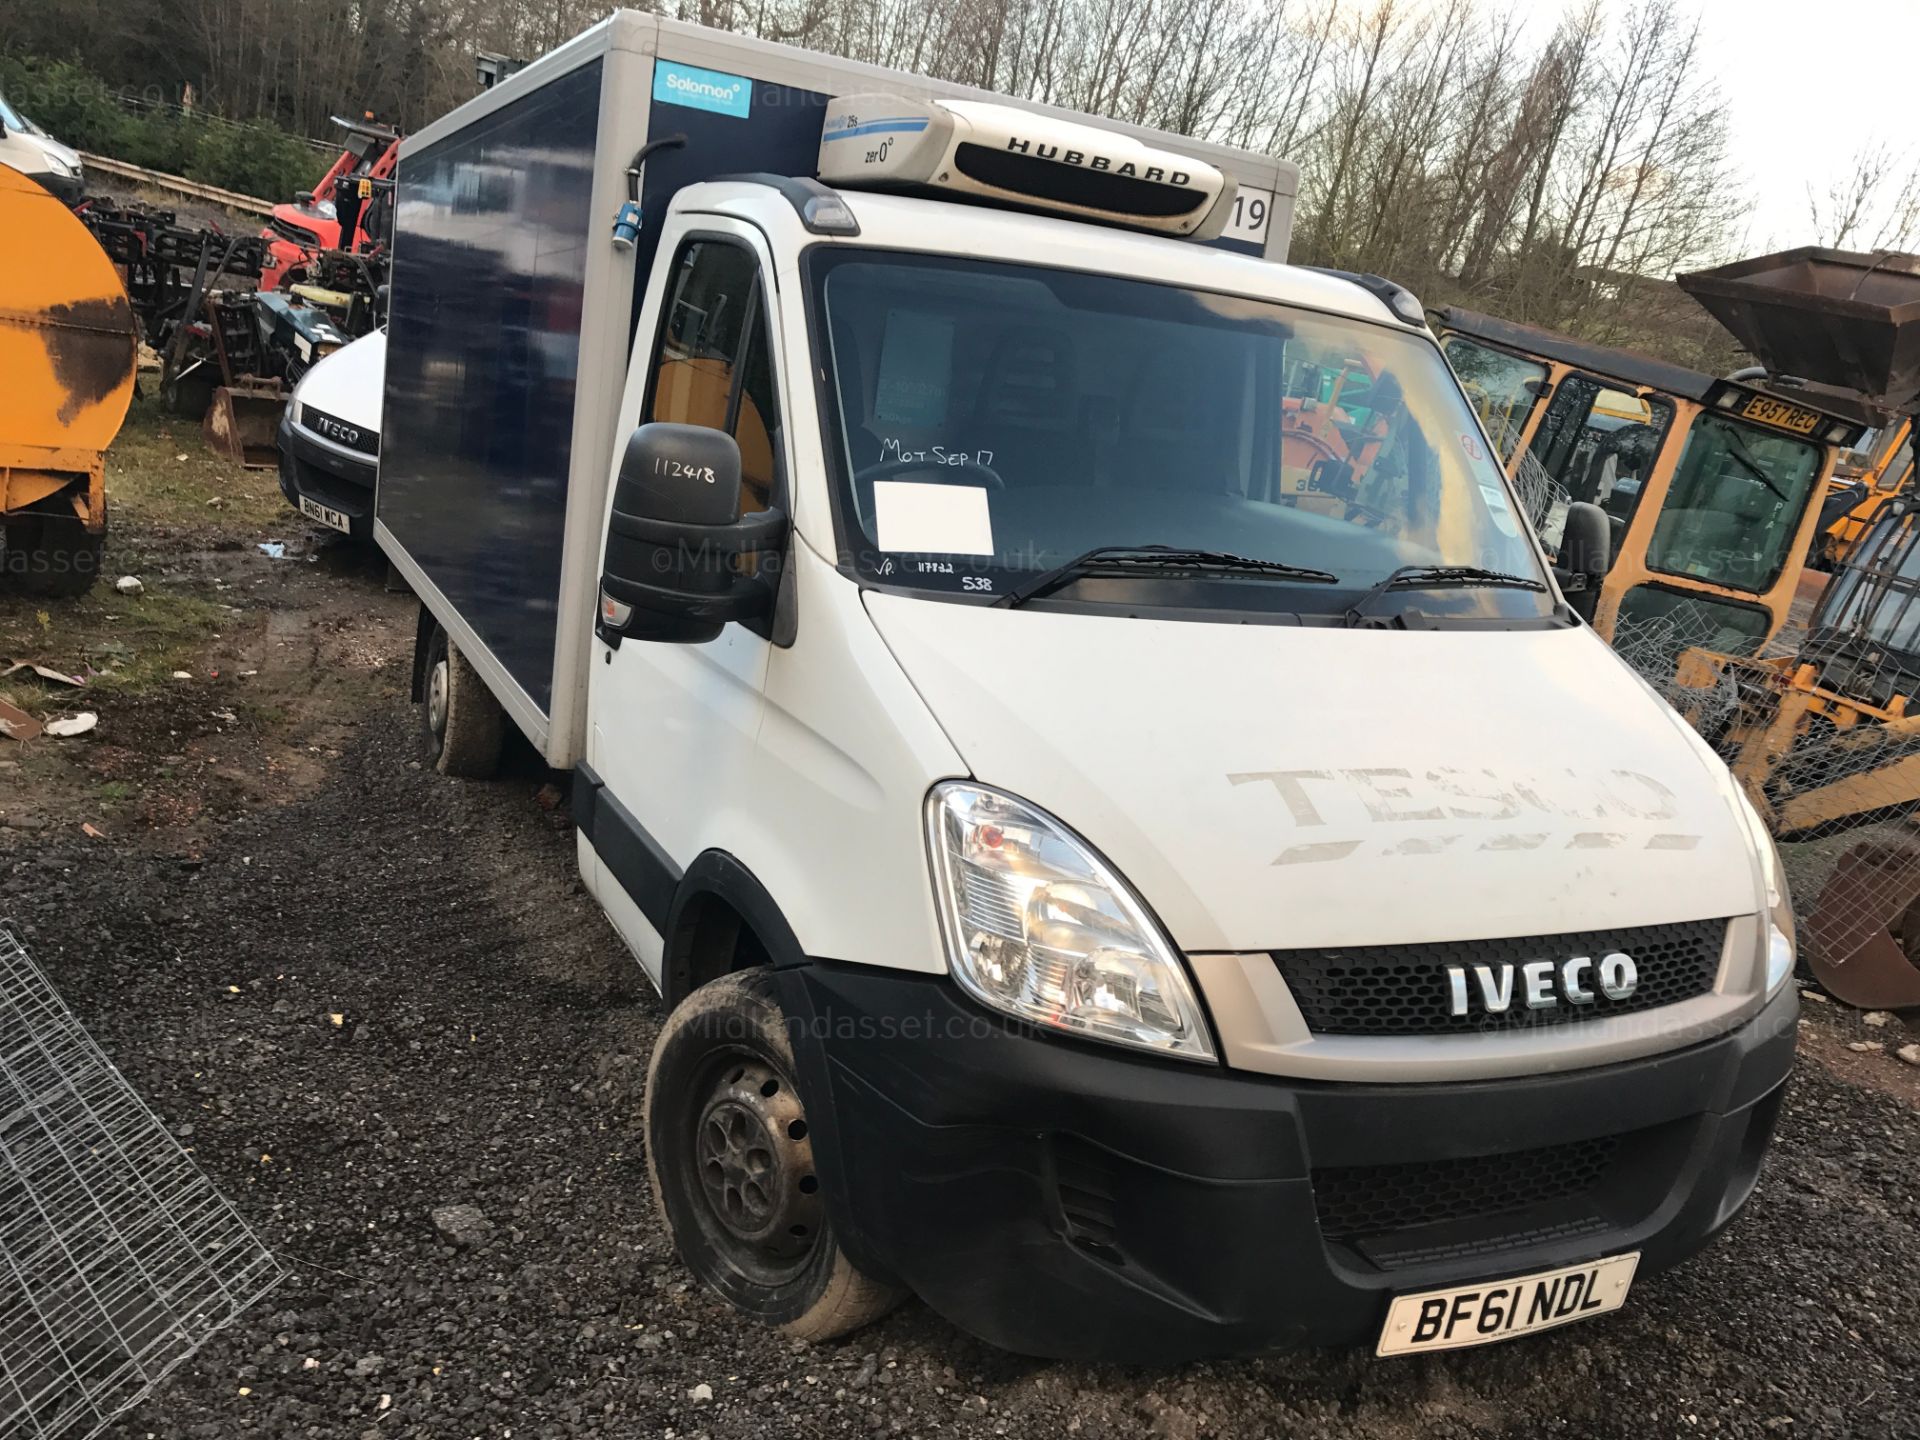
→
(1721, 433, 1790, 501)
(1343, 564, 1547, 626)
(996, 545, 1339, 609)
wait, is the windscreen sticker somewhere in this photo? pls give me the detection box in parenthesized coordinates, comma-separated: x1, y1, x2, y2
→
(872, 481, 994, 556)
(874, 309, 955, 426)
(1476, 472, 1521, 538)
(652, 61, 753, 119)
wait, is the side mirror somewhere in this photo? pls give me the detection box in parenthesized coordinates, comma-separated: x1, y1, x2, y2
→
(598, 422, 788, 646)
(1555, 500, 1610, 625)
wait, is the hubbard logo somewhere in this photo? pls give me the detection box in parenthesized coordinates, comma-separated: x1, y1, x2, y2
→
(1005, 135, 1189, 186)
(653, 62, 752, 120)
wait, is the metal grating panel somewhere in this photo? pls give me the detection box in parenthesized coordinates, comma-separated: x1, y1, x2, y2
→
(0, 923, 285, 1439)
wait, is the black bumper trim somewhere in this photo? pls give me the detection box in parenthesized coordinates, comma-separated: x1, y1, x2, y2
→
(777, 962, 1796, 1361)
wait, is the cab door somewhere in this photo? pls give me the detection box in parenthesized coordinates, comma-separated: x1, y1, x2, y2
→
(583, 216, 787, 979)
(1520, 372, 1674, 565)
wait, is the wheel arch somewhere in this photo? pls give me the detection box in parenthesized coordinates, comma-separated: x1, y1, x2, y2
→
(657, 849, 892, 1286)
(663, 849, 808, 1011)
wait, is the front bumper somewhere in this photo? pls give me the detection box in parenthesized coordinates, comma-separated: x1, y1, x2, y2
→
(277, 414, 376, 540)
(34, 169, 85, 207)
(778, 965, 1796, 1362)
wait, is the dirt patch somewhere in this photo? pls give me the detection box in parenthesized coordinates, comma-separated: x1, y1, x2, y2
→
(1797, 995, 1920, 1107)
(1, 398, 406, 845)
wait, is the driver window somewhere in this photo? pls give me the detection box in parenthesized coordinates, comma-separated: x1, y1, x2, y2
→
(646, 239, 779, 514)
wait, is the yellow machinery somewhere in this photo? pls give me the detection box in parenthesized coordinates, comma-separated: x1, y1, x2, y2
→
(0, 164, 135, 597)
(1664, 248, 1920, 1007)
(1815, 417, 1913, 569)
(1433, 306, 1866, 660)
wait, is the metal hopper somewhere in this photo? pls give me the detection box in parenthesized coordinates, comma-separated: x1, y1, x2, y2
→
(1677, 247, 1920, 413)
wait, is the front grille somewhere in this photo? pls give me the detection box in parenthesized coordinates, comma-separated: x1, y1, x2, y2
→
(268, 216, 322, 248)
(300, 404, 379, 456)
(1359, 1212, 1613, 1271)
(1313, 1134, 1621, 1242)
(1273, 918, 1727, 1036)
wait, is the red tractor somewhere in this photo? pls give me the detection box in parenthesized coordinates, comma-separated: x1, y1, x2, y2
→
(260, 114, 400, 291)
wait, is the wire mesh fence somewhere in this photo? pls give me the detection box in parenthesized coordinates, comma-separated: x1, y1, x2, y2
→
(0, 923, 285, 1439)
(1602, 543, 1920, 1006)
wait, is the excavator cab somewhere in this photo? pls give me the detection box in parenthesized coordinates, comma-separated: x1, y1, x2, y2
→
(1434, 307, 1866, 663)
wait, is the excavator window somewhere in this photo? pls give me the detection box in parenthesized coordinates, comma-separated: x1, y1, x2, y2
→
(1646, 414, 1820, 592)
(1439, 335, 1545, 462)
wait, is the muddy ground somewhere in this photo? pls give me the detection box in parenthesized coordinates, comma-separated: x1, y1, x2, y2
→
(1, 406, 1917, 1439)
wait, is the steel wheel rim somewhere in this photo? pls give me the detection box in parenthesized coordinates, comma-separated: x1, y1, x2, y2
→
(687, 1054, 824, 1283)
(427, 657, 449, 737)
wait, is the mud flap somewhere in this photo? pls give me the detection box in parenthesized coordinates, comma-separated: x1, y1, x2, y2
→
(1804, 836, 1920, 1009)
(204, 382, 284, 469)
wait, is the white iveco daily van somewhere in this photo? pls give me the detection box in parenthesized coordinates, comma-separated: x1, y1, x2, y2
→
(376, 14, 1797, 1361)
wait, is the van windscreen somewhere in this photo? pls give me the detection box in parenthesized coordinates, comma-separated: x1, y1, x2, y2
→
(807, 249, 1552, 621)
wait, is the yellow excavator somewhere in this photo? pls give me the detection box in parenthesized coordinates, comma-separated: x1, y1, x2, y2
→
(1664, 247, 1920, 1009)
(1432, 306, 1866, 660)
(1814, 417, 1913, 570)
(0, 163, 136, 597)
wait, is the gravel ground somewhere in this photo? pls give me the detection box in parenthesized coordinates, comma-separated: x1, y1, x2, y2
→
(0, 670, 1913, 1440)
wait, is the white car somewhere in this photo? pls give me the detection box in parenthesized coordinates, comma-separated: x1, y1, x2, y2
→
(278, 328, 384, 540)
(0, 91, 84, 205)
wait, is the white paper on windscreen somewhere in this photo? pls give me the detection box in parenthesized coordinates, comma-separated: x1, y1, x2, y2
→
(871, 481, 995, 556)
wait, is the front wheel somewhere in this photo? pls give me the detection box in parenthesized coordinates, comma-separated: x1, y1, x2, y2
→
(645, 968, 901, 1339)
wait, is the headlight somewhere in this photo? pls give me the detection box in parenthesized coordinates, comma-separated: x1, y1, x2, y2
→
(926, 783, 1216, 1062)
(44, 154, 76, 177)
(1736, 789, 1795, 997)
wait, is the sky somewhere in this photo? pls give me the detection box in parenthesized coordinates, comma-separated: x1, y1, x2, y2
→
(1547, 0, 1920, 251)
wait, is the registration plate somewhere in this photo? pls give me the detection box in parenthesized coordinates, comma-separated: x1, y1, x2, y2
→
(1739, 392, 1821, 435)
(298, 495, 352, 534)
(1376, 1252, 1639, 1356)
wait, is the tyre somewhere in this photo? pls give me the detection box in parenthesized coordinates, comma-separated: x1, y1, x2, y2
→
(646, 968, 901, 1340)
(3, 505, 106, 599)
(421, 623, 504, 778)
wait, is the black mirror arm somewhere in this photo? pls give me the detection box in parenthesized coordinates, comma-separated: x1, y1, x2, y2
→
(1552, 567, 1600, 625)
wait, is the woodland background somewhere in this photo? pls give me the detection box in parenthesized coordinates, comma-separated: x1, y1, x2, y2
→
(5, 0, 1916, 368)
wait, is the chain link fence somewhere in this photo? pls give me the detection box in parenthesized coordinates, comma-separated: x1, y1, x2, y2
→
(1601, 522, 1920, 1006)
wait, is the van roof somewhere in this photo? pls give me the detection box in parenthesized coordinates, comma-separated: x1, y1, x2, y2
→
(690, 182, 1400, 329)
